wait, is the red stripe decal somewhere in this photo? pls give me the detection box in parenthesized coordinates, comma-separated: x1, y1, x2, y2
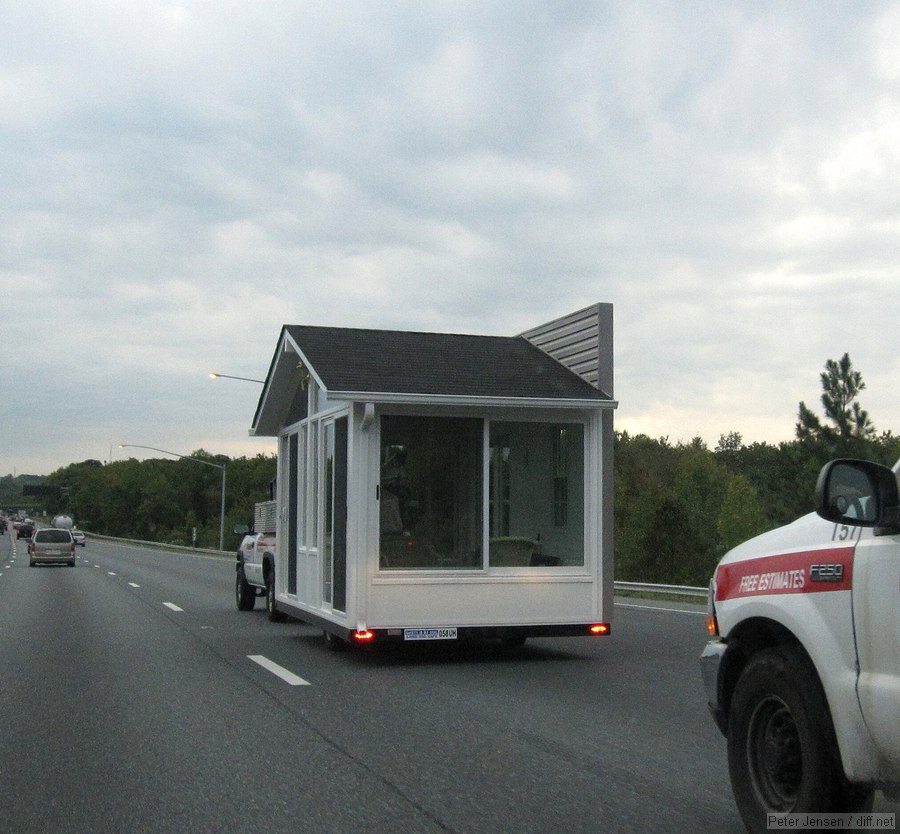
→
(715, 546, 854, 601)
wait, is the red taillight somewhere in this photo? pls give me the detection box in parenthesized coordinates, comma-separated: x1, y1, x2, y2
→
(590, 623, 610, 635)
(353, 630, 375, 642)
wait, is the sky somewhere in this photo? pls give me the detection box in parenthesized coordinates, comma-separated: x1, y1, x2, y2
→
(3, 0, 900, 476)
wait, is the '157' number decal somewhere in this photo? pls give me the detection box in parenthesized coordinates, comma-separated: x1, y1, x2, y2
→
(832, 523, 862, 543)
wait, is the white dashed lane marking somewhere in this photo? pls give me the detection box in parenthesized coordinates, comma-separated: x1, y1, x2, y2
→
(247, 655, 311, 686)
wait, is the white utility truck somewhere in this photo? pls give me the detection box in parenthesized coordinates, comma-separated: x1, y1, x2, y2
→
(701, 457, 900, 833)
(234, 500, 280, 618)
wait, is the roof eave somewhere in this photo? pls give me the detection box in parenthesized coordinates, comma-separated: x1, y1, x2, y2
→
(326, 390, 618, 410)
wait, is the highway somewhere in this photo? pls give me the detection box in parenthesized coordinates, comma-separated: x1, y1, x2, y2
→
(1, 532, 896, 833)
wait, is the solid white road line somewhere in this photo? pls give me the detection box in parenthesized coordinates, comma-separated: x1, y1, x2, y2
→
(247, 655, 311, 686)
(615, 602, 707, 616)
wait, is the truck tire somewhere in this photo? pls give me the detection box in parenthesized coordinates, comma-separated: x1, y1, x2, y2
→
(235, 564, 256, 611)
(265, 566, 287, 622)
(727, 645, 873, 834)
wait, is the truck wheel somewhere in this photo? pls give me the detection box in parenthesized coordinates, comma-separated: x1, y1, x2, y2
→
(727, 645, 872, 833)
(265, 569, 286, 622)
(235, 564, 256, 611)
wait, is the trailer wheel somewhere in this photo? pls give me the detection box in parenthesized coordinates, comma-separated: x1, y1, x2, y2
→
(727, 645, 872, 834)
(235, 564, 255, 611)
(265, 566, 287, 622)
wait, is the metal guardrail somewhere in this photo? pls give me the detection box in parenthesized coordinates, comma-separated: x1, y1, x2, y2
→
(86, 532, 232, 558)
(613, 580, 707, 600)
(77, 534, 710, 597)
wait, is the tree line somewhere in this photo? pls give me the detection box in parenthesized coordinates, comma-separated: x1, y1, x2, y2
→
(8, 355, 898, 586)
(39, 452, 277, 550)
(615, 354, 900, 586)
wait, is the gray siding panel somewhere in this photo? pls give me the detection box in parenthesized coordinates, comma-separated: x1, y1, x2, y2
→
(520, 303, 613, 396)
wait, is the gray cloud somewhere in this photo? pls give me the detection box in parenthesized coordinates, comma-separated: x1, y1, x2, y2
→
(2, 0, 899, 475)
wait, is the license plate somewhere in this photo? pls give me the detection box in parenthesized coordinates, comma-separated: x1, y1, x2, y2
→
(403, 627, 458, 641)
(45, 549, 60, 556)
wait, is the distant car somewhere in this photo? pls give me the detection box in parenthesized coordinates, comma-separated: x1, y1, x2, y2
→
(28, 528, 76, 567)
(71, 529, 86, 546)
(17, 521, 35, 539)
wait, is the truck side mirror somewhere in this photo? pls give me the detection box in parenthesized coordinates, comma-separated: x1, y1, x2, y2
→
(815, 459, 900, 533)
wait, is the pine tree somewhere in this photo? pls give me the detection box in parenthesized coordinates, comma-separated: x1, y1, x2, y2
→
(796, 353, 875, 442)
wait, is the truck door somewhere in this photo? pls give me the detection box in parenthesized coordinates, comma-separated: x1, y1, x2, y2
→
(853, 529, 900, 771)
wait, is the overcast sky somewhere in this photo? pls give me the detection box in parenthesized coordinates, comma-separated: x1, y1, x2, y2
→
(3, 1, 900, 476)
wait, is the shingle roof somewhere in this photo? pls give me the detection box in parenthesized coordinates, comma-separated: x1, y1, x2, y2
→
(283, 325, 611, 401)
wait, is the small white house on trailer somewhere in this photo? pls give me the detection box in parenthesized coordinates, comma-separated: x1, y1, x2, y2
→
(249, 303, 617, 648)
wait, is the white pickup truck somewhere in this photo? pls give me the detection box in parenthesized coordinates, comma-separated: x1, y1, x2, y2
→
(701, 457, 900, 833)
(234, 500, 284, 621)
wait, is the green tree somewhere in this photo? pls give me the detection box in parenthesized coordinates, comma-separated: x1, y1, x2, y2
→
(715, 431, 743, 453)
(797, 353, 875, 444)
(717, 475, 767, 554)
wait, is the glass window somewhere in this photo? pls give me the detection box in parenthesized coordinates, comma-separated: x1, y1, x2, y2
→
(323, 423, 334, 603)
(309, 422, 319, 546)
(553, 427, 570, 528)
(37, 529, 71, 543)
(489, 443, 511, 537)
(288, 433, 298, 595)
(488, 422, 585, 567)
(379, 416, 483, 570)
(298, 425, 308, 547)
(322, 418, 348, 611)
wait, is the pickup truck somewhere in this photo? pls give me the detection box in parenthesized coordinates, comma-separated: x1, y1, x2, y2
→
(701, 457, 900, 832)
(234, 500, 284, 621)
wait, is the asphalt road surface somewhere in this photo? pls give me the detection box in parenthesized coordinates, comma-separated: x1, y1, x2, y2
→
(1, 532, 896, 833)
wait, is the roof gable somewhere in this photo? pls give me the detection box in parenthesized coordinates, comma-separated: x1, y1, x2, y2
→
(251, 305, 615, 436)
(283, 325, 609, 401)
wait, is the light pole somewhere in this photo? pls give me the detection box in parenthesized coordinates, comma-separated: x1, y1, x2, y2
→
(208, 372, 265, 384)
(117, 444, 226, 551)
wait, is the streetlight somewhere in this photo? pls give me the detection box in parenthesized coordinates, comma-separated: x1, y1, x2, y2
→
(117, 444, 227, 551)
(209, 372, 265, 384)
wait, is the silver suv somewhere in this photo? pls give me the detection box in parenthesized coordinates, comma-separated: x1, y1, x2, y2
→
(28, 528, 76, 567)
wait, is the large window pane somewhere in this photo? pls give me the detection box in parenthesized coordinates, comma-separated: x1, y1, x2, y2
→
(323, 424, 333, 603)
(489, 422, 585, 567)
(288, 433, 298, 594)
(379, 416, 483, 570)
